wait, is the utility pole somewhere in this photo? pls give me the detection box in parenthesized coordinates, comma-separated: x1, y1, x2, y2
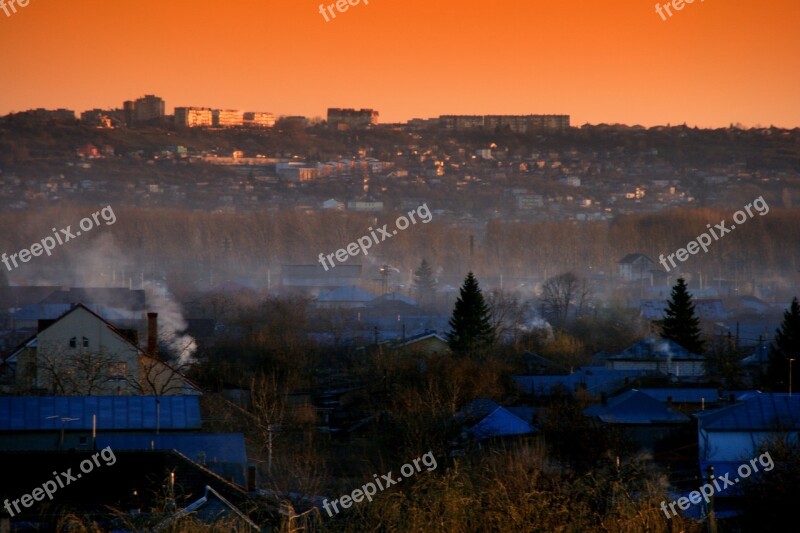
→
(706, 465, 718, 533)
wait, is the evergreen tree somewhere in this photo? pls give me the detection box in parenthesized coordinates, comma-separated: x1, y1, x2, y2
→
(767, 297, 800, 391)
(412, 258, 437, 306)
(448, 272, 495, 356)
(660, 278, 705, 354)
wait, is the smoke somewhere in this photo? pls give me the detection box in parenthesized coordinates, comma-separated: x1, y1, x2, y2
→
(656, 339, 674, 374)
(144, 281, 197, 365)
(56, 231, 197, 365)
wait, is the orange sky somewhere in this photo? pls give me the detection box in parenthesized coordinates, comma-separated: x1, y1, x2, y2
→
(1, 0, 798, 127)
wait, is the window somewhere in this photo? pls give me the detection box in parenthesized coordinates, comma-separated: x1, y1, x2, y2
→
(69, 337, 76, 348)
(82, 337, 89, 348)
(108, 362, 127, 378)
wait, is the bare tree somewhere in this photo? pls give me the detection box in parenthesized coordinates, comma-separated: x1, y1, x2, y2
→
(129, 356, 195, 396)
(486, 289, 530, 346)
(250, 373, 288, 476)
(540, 272, 592, 329)
(32, 342, 123, 395)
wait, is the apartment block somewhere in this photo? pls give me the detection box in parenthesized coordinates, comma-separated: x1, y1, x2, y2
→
(440, 114, 570, 133)
(132, 95, 165, 123)
(213, 109, 244, 127)
(327, 108, 379, 130)
(175, 107, 213, 127)
(243, 111, 275, 128)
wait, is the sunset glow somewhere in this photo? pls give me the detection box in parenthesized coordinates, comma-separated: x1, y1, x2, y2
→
(1, 0, 798, 126)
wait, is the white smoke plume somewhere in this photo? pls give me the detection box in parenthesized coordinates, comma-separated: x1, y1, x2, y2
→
(144, 281, 197, 365)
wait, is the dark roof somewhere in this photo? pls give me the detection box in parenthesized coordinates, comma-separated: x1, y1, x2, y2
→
(40, 287, 146, 310)
(317, 286, 377, 302)
(608, 338, 704, 361)
(514, 367, 647, 396)
(695, 393, 800, 431)
(0, 395, 202, 431)
(0, 286, 60, 309)
(456, 399, 537, 440)
(97, 433, 247, 485)
(638, 388, 722, 404)
(391, 331, 448, 348)
(369, 293, 417, 306)
(584, 390, 691, 424)
(0, 450, 272, 526)
(618, 253, 654, 264)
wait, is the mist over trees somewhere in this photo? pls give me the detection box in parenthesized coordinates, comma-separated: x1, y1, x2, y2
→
(3, 205, 800, 299)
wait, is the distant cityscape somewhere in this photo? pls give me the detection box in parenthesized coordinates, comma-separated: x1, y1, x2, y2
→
(2, 93, 570, 132)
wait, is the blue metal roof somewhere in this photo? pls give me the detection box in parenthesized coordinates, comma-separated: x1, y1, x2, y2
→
(638, 388, 721, 404)
(457, 399, 537, 441)
(468, 407, 536, 441)
(695, 393, 800, 431)
(608, 338, 704, 361)
(0, 396, 201, 431)
(514, 368, 646, 396)
(584, 390, 691, 424)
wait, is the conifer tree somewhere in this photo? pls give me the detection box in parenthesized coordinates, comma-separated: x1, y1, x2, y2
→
(448, 272, 495, 356)
(767, 297, 800, 391)
(412, 258, 437, 306)
(660, 278, 705, 354)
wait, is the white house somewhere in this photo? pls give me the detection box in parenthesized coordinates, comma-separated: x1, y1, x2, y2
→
(606, 338, 706, 378)
(1, 304, 199, 396)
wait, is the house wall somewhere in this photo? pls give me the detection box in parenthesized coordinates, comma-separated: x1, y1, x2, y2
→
(19, 308, 140, 394)
(608, 360, 705, 377)
(397, 338, 449, 355)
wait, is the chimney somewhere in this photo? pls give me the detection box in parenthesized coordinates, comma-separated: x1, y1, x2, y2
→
(147, 312, 158, 356)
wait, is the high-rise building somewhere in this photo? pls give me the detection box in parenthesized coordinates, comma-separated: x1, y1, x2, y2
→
(133, 95, 165, 122)
(122, 95, 165, 124)
(175, 107, 213, 127)
(327, 108, 379, 130)
(123, 100, 135, 126)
